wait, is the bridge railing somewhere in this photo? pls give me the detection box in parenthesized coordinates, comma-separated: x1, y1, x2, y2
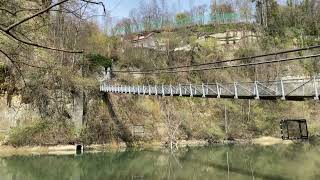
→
(101, 77, 320, 101)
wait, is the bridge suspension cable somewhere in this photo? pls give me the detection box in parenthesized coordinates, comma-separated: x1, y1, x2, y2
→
(113, 44, 320, 74)
(113, 53, 320, 74)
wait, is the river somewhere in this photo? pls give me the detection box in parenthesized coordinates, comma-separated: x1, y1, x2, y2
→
(0, 143, 318, 180)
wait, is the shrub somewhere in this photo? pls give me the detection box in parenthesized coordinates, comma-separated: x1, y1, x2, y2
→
(7, 119, 76, 147)
(85, 53, 112, 69)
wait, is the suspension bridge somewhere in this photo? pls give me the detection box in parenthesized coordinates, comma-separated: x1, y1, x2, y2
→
(101, 77, 320, 101)
(101, 45, 320, 101)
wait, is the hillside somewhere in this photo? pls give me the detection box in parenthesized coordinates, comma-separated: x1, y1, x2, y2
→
(105, 23, 320, 145)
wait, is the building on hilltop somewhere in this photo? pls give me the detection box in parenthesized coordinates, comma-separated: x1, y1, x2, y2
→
(123, 32, 157, 49)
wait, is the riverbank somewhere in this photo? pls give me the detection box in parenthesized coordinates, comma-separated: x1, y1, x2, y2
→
(0, 136, 296, 157)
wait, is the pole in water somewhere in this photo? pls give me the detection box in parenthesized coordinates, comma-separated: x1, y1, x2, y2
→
(227, 151, 230, 180)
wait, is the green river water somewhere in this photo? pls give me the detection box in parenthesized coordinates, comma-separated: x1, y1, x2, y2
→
(0, 143, 319, 180)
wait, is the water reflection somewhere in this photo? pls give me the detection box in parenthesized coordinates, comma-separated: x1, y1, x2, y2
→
(0, 144, 319, 180)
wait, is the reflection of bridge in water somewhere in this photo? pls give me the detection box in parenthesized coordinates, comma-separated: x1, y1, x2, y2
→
(101, 77, 320, 101)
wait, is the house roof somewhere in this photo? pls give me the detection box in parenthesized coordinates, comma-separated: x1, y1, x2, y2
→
(124, 32, 154, 42)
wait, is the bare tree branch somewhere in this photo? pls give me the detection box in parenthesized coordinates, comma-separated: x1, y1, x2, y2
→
(4, 0, 70, 32)
(80, 0, 106, 14)
(0, 49, 26, 85)
(0, 27, 84, 53)
(0, 7, 41, 16)
(0, 0, 106, 54)
(1, 51, 51, 69)
(0, 8, 16, 15)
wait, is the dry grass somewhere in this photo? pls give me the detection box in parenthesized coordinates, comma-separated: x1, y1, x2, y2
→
(252, 136, 293, 146)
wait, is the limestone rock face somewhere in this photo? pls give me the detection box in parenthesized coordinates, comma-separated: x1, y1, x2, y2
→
(0, 93, 85, 131)
(0, 95, 40, 131)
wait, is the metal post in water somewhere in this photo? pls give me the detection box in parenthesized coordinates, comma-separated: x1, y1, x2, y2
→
(226, 152, 230, 180)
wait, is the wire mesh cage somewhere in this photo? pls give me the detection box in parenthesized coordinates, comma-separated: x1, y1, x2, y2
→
(280, 119, 308, 140)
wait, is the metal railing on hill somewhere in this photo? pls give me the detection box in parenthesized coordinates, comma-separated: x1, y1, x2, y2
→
(100, 77, 320, 101)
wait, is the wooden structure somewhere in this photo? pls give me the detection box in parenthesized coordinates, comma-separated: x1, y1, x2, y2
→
(280, 119, 308, 140)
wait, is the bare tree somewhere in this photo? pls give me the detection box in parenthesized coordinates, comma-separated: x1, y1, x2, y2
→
(115, 18, 132, 35)
(159, 0, 169, 27)
(236, 0, 253, 22)
(160, 99, 182, 151)
(139, 0, 152, 31)
(138, 0, 161, 31)
(129, 8, 141, 32)
(254, 0, 278, 27)
(191, 4, 207, 25)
